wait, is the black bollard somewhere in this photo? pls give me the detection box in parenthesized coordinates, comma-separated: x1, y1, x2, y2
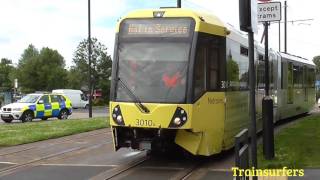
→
(262, 96, 274, 159)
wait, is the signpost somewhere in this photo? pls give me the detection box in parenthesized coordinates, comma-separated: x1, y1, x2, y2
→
(258, 0, 282, 160)
(239, 1, 258, 178)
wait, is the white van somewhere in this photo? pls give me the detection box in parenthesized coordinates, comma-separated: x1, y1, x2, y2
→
(52, 89, 88, 109)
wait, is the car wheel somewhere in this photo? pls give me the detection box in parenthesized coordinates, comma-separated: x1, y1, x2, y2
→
(58, 109, 69, 120)
(21, 111, 33, 123)
(41, 117, 48, 121)
(85, 104, 89, 109)
(3, 119, 13, 123)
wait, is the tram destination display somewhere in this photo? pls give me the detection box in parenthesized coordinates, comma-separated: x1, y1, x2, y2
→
(120, 18, 193, 38)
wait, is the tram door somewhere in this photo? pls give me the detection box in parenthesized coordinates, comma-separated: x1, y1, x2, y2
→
(287, 62, 294, 104)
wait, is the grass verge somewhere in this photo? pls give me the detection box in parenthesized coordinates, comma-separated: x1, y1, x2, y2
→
(258, 114, 320, 168)
(0, 117, 109, 147)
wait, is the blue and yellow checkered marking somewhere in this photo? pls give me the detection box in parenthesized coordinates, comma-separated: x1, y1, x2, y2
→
(45, 104, 52, 110)
(59, 102, 66, 109)
(36, 111, 44, 118)
(52, 109, 60, 117)
(29, 105, 36, 111)
(26, 96, 71, 118)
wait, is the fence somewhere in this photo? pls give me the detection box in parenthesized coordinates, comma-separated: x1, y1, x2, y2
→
(235, 128, 250, 180)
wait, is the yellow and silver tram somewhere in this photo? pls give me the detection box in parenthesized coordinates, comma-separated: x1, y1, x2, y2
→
(109, 8, 316, 156)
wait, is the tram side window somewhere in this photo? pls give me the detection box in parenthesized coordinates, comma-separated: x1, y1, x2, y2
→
(293, 65, 303, 88)
(209, 48, 219, 90)
(194, 46, 206, 99)
(269, 55, 275, 89)
(299, 66, 303, 88)
(303, 66, 307, 88)
(308, 68, 315, 88)
(257, 58, 265, 89)
(226, 40, 249, 91)
(240, 46, 248, 56)
(257, 54, 275, 90)
(287, 62, 294, 104)
(281, 60, 288, 89)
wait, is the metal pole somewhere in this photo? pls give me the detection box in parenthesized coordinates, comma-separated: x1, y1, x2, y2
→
(265, 22, 269, 96)
(88, 0, 93, 118)
(248, 30, 257, 171)
(279, 21, 281, 52)
(177, 0, 181, 8)
(284, 0, 287, 53)
(262, 22, 275, 160)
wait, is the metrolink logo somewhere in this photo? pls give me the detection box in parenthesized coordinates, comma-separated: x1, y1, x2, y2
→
(231, 167, 304, 177)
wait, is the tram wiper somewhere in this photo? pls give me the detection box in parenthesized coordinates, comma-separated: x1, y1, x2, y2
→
(117, 77, 150, 113)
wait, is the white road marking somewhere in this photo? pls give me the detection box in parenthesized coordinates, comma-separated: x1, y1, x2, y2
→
(0, 162, 17, 165)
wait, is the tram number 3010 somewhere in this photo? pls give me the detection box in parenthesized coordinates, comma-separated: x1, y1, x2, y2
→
(136, 119, 154, 127)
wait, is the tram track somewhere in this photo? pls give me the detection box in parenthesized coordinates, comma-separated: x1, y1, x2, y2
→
(90, 156, 149, 180)
(88, 154, 214, 180)
(171, 161, 205, 180)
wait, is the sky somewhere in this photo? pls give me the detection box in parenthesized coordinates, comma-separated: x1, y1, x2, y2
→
(0, 0, 319, 68)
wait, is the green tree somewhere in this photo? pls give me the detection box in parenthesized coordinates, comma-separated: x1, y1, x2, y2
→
(70, 38, 112, 102)
(67, 67, 83, 89)
(17, 45, 68, 93)
(312, 56, 320, 74)
(0, 58, 15, 91)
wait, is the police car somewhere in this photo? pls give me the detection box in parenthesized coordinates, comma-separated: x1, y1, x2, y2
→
(0, 93, 72, 123)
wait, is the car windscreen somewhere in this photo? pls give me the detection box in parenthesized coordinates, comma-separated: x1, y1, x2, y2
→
(18, 95, 41, 103)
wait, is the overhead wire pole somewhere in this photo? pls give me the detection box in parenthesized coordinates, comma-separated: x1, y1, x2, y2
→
(248, 30, 257, 173)
(284, 0, 287, 53)
(279, 21, 281, 52)
(88, 0, 93, 118)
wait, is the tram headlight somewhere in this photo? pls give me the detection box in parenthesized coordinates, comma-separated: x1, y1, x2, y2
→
(112, 105, 125, 125)
(169, 107, 188, 128)
(174, 117, 181, 125)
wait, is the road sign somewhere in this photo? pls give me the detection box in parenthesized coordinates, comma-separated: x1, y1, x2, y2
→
(258, 2, 281, 22)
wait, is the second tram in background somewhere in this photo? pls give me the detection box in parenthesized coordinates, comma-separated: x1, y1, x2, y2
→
(109, 8, 316, 156)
